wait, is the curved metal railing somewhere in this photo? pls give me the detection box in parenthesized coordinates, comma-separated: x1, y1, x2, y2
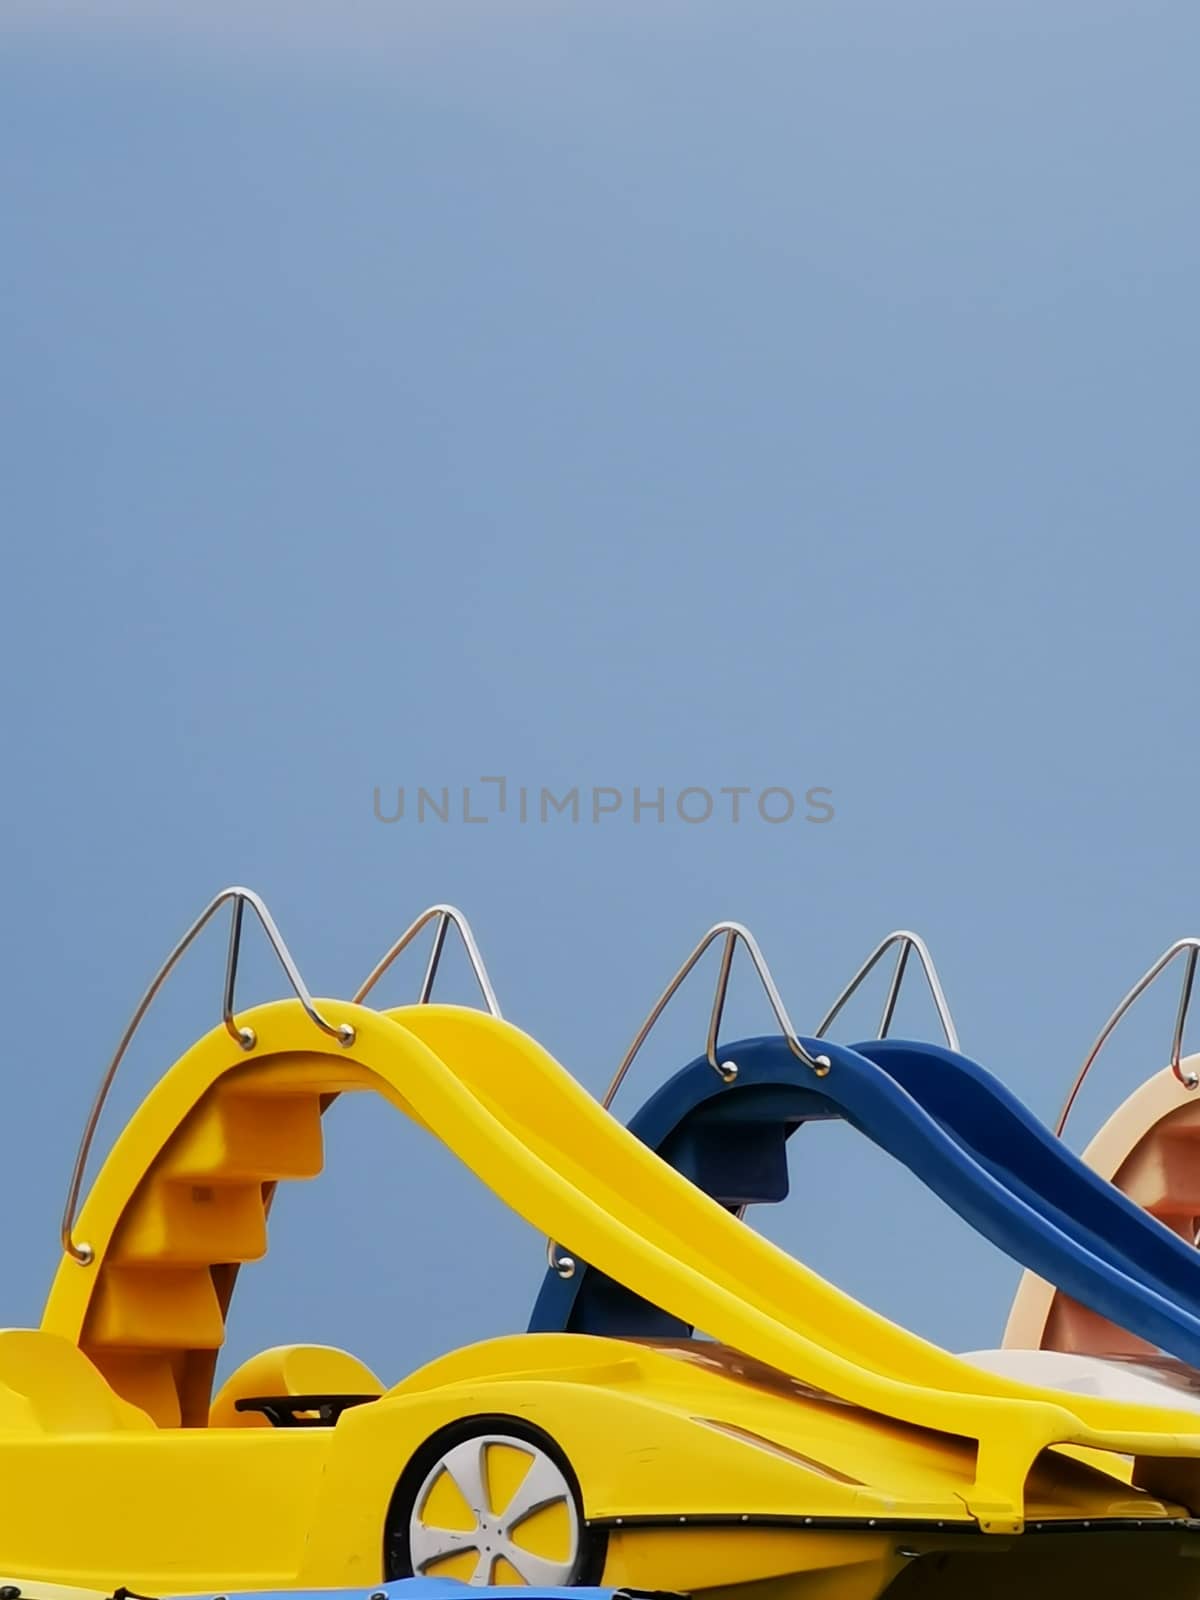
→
(547, 921, 830, 1278)
(545, 922, 959, 1280)
(354, 904, 501, 1016)
(1055, 937, 1200, 1137)
(62, 886, 353, 1266)
(814, 928, 960, 1051)
(600, 921, 827, 1106)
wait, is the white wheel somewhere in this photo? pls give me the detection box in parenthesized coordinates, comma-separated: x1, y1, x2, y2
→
(406, 1430, 584, 1587)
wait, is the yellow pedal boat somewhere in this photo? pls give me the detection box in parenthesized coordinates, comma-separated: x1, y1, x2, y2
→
(5, 894, 1200, 1600)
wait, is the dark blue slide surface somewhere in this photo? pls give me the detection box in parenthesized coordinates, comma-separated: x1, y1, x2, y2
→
(530, 1035, 1200, 1367)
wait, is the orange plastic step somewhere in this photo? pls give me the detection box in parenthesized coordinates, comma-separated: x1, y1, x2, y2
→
(1043, 1292, 1157, 1360)
(108, 1180, 269, 1266)
(161, 1093, 324, 1184)
(84, 1264, 226, 1351)
(1116, 1131, 1200, 1221)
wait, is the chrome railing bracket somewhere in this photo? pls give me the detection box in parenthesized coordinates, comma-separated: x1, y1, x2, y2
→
(1057, 937, 1200, 1136)
(354, 905, 501, 1017)
(815, 929, 960, 1052)
(62, 886, 344, 1265)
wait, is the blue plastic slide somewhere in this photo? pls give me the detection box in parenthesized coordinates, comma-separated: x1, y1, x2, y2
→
(530, 1035, 1200, 1367)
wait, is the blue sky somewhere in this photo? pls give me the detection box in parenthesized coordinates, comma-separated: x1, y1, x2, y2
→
(4, 0, 1200, 1382)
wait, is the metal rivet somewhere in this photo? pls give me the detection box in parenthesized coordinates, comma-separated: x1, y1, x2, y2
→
(813, 1054, 832, 1076)
(720, 1061, 739, 1083)
(238, 1027, 256, 1051)
(73, 1242, 95, 1267)
(339, 1023, 356, 1048)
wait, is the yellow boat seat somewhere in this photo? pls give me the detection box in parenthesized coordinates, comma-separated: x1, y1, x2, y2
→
(210, 1344, 384, 1428)
(0, 1330, 153, 1433)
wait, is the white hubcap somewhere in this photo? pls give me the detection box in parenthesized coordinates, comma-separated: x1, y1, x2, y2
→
(408, 1433, 581, 1587)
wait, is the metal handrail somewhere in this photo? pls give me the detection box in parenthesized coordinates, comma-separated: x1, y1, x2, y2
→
(354, 904, 501, 1017)
(62, 886, 353, 1266)
(547, 921, 830, 1278)
(1055, 937, 1200, 1137)
(814, 929, 960, 1052)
